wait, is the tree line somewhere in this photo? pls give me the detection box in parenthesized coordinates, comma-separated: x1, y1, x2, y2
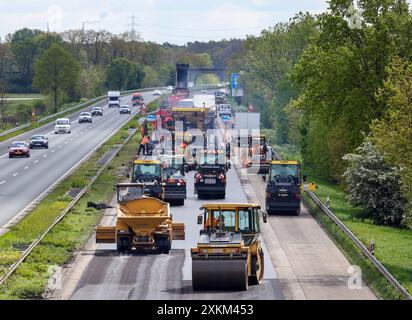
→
(0, 28, 241, 124)
(234, 0, 412, 227)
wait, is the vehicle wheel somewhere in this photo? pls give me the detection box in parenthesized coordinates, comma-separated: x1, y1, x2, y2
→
(29, 146, 33, 149)
(159, 238, 171, 254)
(117, 237, 130, 253)
(9, 154, 12, 158)
(45, 144, 49, 149)
(249, 249, 264, 285)
(295, 209, 301, 216)
(26, 153, 30, 158)
(220, 192, 226, 199)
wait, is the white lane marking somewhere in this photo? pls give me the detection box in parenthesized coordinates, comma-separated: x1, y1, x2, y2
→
(51, 150, 55, 153)
(58, 145, 62, 148)
(65, 141, 68, 144)
(34, 160, 39, 164)
(0, 153, 7, 159)
(12, 172, 18, 177)
(24, 166, 29, 170)
(0, 180, 6, 185)
(42, 154, 47, 158)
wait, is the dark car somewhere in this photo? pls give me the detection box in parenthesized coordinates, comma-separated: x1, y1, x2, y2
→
(9, 141, 30, 158)
(29, 135, 48, 149)
(91, 107, 103, 116)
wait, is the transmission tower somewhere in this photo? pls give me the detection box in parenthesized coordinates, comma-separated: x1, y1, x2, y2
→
(127, 12, 141, 41)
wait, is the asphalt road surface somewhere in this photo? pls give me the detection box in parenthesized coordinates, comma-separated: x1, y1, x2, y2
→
(60, 169, 284, 300)
(0, 92, 158, 231)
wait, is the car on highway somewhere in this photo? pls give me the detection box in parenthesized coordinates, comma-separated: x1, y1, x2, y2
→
(119, 105, 131, 114)
(91, 106, 103, 116)
(201, 89, 207, 94)
(153, 90, 162, 96)
(9, 141, 30, 158)
(131, 93, 144, 106)
(166, 86, 173, 92)
(79, 112, 92, 123)
(54, 118, 71, 134)
(28, 135, 48, 149)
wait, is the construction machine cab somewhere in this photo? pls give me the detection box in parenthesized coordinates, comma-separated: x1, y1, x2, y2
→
(131, 159, 163, 198)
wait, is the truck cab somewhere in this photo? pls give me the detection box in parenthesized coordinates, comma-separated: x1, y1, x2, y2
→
(108, 91, 121, 108)
(159, 155, 187, 206)
(131, 93, 144, 106)
(131, 159, 163, 199)
(265, 160, 302, 215)
(194, 150, 230, 199)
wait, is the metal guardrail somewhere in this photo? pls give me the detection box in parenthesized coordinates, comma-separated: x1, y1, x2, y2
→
(0, 124, 30, 137)
(0, 128, 137, 287)
(271, 149, 411, 300)
(0, 87, 166, 138)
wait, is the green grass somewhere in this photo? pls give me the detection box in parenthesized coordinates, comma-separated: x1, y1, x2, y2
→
(269, 143, 411, 299)
(0, 98, 155, 298)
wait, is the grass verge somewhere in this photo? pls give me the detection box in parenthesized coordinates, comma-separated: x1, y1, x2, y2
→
(0, 102, 154, 299)
(272, 143, 411, 299)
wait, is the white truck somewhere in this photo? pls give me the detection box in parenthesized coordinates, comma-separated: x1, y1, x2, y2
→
(107, 91, 121, 108)
(233, 112, 260, 145)
(193, 94, 215, 109)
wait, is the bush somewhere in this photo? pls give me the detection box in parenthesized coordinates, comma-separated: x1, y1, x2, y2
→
(343, 140, 408, 227)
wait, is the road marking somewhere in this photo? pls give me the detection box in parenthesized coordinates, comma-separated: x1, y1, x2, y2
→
(58, 145, 62, 148)
(34, 160, 39, 164)
(70, 138, 74, 141)
(42, 154, 47, 158)
(0, 153, 7, 159)
(51, 150, 55, 153)
(24, 166, 29, 170)
(0, 180, 6, 185)
(12, 172, 18, 177)
(65, 141, 68, 144)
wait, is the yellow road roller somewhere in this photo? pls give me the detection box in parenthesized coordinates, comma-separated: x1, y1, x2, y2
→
(191, 203, 267, 291)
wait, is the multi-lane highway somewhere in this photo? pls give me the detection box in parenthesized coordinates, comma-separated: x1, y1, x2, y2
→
(55, 106, 376, 300)
(0, 92, 158, 232)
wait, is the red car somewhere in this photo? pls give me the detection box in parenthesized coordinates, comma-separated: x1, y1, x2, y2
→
(131, 93, 144, 106)
(9, 141, 30, 158)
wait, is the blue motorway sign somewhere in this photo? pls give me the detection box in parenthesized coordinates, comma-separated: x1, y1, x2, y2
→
(231, 73, 240, 89)
(221, 114, 231, 123)
(146, 114, 157, 122)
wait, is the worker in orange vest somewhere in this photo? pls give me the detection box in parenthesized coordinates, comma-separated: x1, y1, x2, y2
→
(138, 136, 149, 155)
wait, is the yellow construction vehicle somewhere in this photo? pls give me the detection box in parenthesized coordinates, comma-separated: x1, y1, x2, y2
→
(191, 203, 267, 291)
(95, 183, 184, 253)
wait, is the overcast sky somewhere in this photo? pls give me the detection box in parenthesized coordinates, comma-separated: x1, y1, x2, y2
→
(0, 1, 408, 44)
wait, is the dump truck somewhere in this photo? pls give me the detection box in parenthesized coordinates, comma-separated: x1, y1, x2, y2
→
(265, 160, 316, 215)
(95, 183, 185, 253)
(131, 159, 163, 199)
(159, 154, 187, 206)
(171, 107, 208, 132)
(191, 203, 267, 291)
(194, 150, 230, 199)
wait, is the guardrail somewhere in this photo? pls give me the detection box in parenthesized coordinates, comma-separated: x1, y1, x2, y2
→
(0, 87, 165, 138)
(0, 128, 137, 287)
(271, 149, 411, 300)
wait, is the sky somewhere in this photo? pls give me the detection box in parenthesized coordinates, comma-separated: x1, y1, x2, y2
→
(0, 0, 406, 45)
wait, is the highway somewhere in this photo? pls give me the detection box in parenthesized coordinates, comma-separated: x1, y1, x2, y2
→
(0, 92, 158, 232)
(59, 167, 284, 300)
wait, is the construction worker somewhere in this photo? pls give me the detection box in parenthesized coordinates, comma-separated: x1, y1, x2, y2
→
(138, 136, 149, 155)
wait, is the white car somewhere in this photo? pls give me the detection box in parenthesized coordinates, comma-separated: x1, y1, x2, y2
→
(153, 90, 162, 96)
(119, 105, 131, 114)
(54, 118, 71, 134)
(166, 86, 173, 92)
(79, 112, 92, 123)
